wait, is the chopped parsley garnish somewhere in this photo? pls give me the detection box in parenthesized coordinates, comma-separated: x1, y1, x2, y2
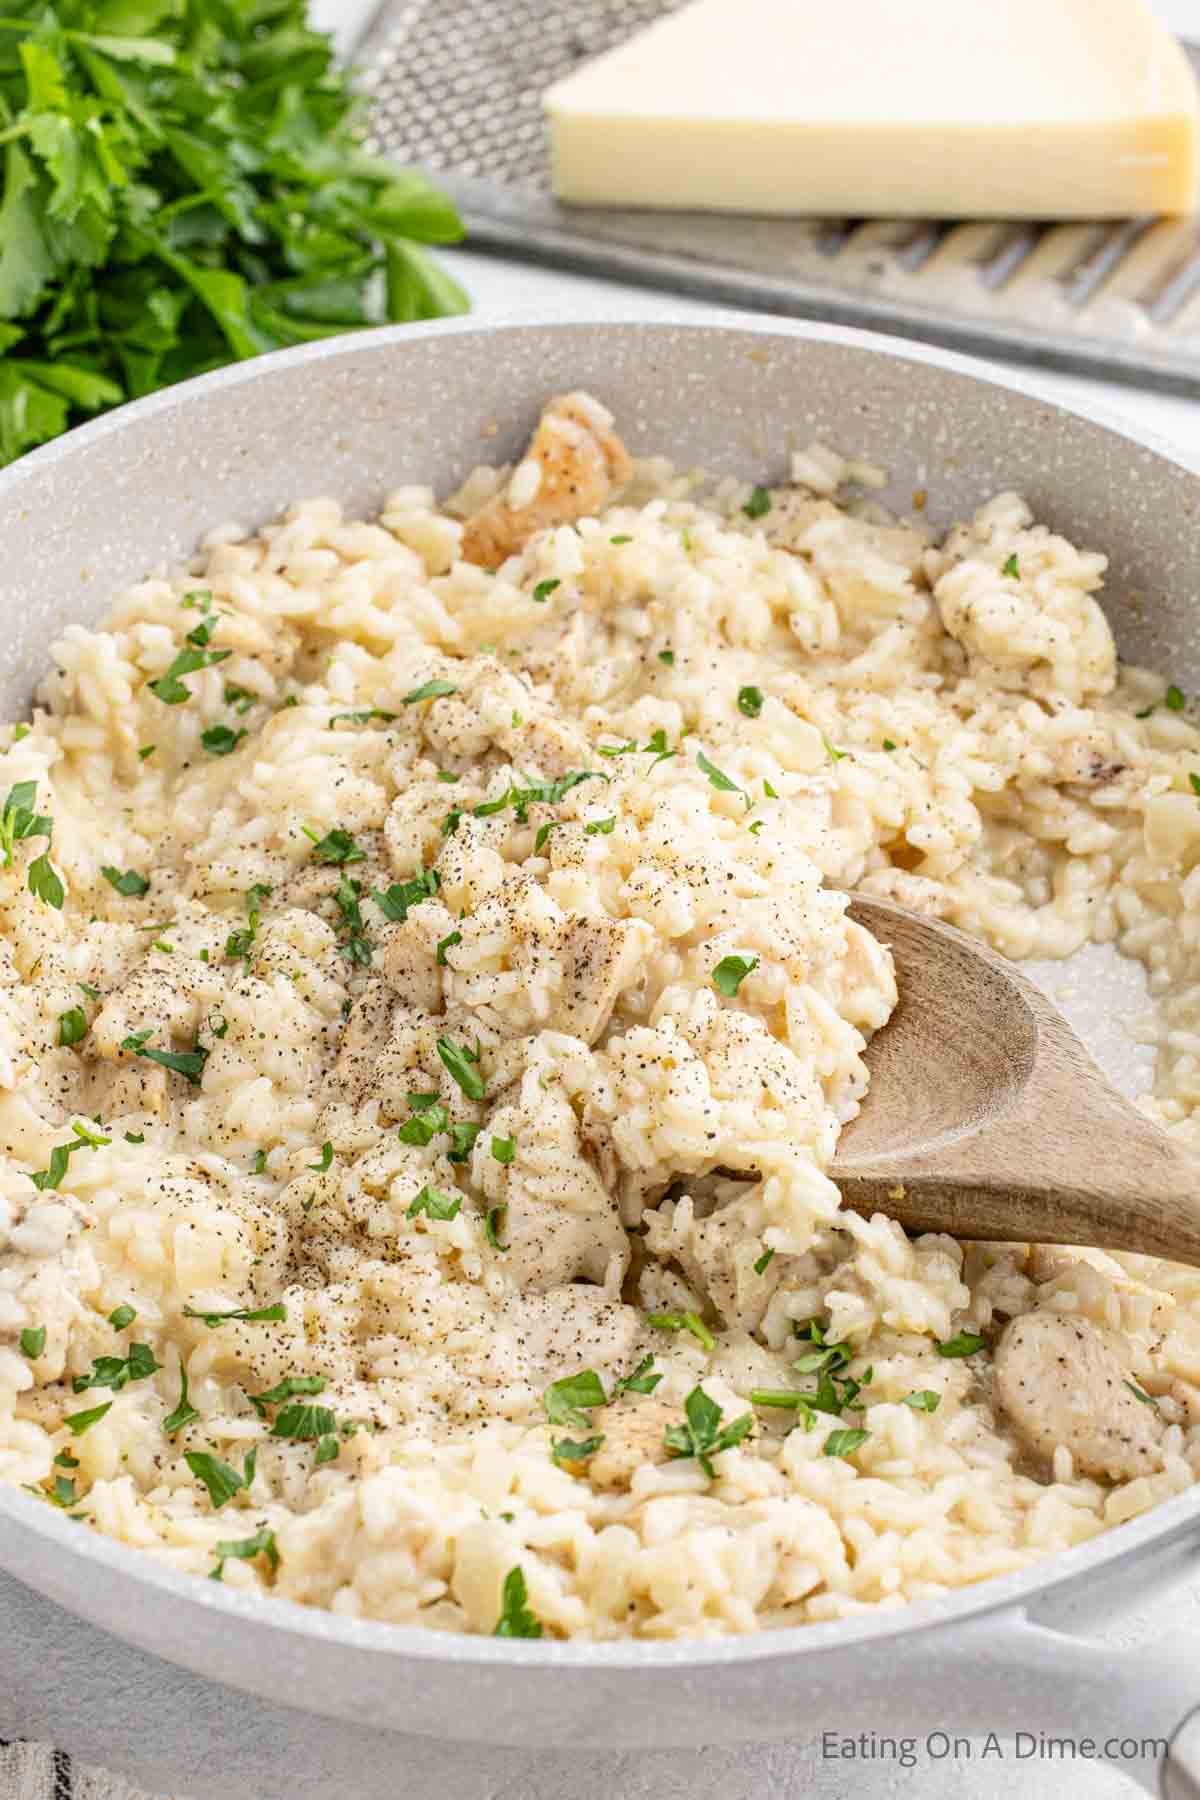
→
(1191, 773, 1200, 800)
(551, 1434, 603, 1464)
(485, 1205, 508, 1250)
(120, 1030, 209, 1086)
(72, 1342, 160, 1394)
(533, 822, 558, 852)
(1125, 1380, 1159, 1407)
(20, 1326, 45, 1358)
(402, 679, 459, 705)
(58, 1006, 87, 1048)
(303, 825, 366, 866)
(372, 868, 440, 920)
(543, 1369, 607, 1431)
(125, 1132, 145, 1145)
(31, 1119, 111, 1191)
(226, 883, 271, 960)
(101, 866, 150, 898)
(406, 1183, 461, 1222)
(201, 724, 247, 757)
(437, 929, 462, 965)
(696, 750, 750, 809)
(12, 725, 29, 742)
(437, 770, 460, 784)
(1001, 554, 1020, 579)
(647, 1311, 715, 1352)
(712, 954, 757, 997)
(249, 1376, 326, 1416)
(823, 1427, 870, 1459)
(250, 1149, 268, 1175)
(610, 535, 633, 545)
(612, 1356, 662, 1398)
(494, 1566, 542, 1638)
(183, 1302, 286, 1328)
(743, 486, 771, 520)
(334, 875, 371, 966)
(224, 686, 257, 716)
(308, 1142, 333, 1173)
(750, 1321, 869, 1426)
(457, 770, 602, 837)
(331, 709, 397, 725)
(491, 1135, 515, 1165)
(64, 1401, 112, 1436)
(585, 817, 616, 836)
(271, 1402, 337, 1441)
(148, 643, 231, 705)
(78, 982, 101, 1001)
(314, 1434, 340, 1465)
(658, 650, 675, 665)
(882, 738, 897, 752)
(763, 779, 778, 798)
(822, 735, 847, 764)
(139, 745, 155, 760)
(437, 1036, 485, 1101)
(663, 1385, 753, 1478)
(753, 1247, 775, 1276)
(0, 781, 50, 866)
(398, 1098, 449, 1147)
(532, 579, 561, 603)
(185, 1448, 256, 1510)
(210, 1525, 279, 1584)
(209, 1014, 228, 1040)
(902, 1390, 941, 1412)
(935, 1331, 986, 1358)
(54, 1451, 78, 1470)
(108, 1305, 136, 1331)
(1166, 685, 1186, 712)
(28, 853, 64, 908)
(163, 1358, 200, 1437)
(737, 686, 764, 718)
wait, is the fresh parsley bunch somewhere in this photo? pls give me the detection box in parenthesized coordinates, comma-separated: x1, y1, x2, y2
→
(0, 0, 468, 465)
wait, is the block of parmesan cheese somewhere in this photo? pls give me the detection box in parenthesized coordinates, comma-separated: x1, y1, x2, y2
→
(543, 0, 1199, 218)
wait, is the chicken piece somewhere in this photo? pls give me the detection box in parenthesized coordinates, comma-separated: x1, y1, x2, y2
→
(459, 393, 633, 569)
(994, 1311, 1163, 1482)
(502, 1189, 628, 1294)
(1027, 1245, 1175, 1336)
(547, 915, 642, 1046)
(378, 917, 442, 1013)
(588, 1396, 679, 1491)
(497, 1285, 644, 1386)
(324, 980, 397, 1108)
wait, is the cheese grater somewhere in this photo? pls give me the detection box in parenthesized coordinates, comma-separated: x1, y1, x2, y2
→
(357, 2, 1200, 396)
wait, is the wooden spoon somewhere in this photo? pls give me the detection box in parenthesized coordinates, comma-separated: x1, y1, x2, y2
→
(832, 894, 1200, 1265)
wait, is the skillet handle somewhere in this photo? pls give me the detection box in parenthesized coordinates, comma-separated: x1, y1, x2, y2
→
(951, 1608, 1200, 1795)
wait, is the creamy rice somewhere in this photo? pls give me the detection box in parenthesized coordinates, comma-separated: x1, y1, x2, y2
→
(1, 394, 1198, 1641)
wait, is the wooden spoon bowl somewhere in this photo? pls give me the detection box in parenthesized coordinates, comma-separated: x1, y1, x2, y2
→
(832, 895, 1200, 1265)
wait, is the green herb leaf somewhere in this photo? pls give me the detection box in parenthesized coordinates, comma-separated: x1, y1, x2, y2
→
(248, 1376, 326, 1417)
(20, 1325, 45, 1358)
(437, 1036, 485, 1101)
(73, 1342, 160, 1393)
(490, 1135, 515, 1165)
(108, 1305, 136, 1331)
(210, 1524, 278, 1583)
(331, 709, 396, 725)
(585, 817, 616, 836)
(271, 1402, 336, 1441)
(737, 686, 764, 718)
(494, 1566, 542, 1638)
(1191, 773, 1200, 799)
(882, 738, 897, 752)
(163, 1357, 200, 1437)
(402, 679, 458, 705)
(712, 954, 758, 997)
(372, 867, 440, 921)
(658, 650, 675, 665)
(314, 1434, 340, 1465)
(647, 1310, 715, 1351)
(120, 1030, 208, 1085)
(101, 866, 150, 897)
(58, 1006, 88, 1047)
(27, 851, 63, 908)
(1001, 554, 1020, 579)
(185, 1448, 256, 1510)
(901, 1390, 941, 1412)
(1125, 1380, 1159, 1407)
(183, 1302, 286, 1329)
(743, 486, 771, 520)
(64, 1401, 112, 1436)
(1166, 685, 1186, 712)
(821, 735, 847, 764)
(543, 1369, 607, 1431)
(696, 750, 749, 809)
(612, 1355, 662, 1398)
(663, 1384, 753, 1478)
(532, 579, 560, 603)
(307, 1141, 333, 1173)
(303, 826, 365, 866)
(935, 1331, 986, 1358)
(201, 724, 247, 757)
(485, 1204, 508, 1250)
(406, 1183, 461, 1222)
(753, 1247, 775, 1276)
(250, 1149, 268, 1175)
(148, 644, 231, 705)
(823, 1427, 870, 1458)
(551, 1433, 603, 1464)
(436, 929, 462, 965)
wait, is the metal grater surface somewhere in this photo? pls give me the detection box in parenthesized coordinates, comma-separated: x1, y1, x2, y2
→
(359, 3, 1200, 396)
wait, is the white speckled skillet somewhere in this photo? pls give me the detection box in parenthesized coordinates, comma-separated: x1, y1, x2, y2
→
(1, 317, 1199, 1798)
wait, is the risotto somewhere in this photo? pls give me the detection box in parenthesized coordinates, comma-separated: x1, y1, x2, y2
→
(0, 391, 1198, 1642)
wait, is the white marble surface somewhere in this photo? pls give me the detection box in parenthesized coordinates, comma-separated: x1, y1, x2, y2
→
(9, 3, 1200, 1795)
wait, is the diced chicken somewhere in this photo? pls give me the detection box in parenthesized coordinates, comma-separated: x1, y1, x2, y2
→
(378, 918, 442, 1013)
(497, 1285, 644, 1387)
(501, 1189, 628, 1294)
(459, 393, 633, 569)
(547, 915, 641, 1046)
(325, 980, 398, 1107)
(994, 1311, 1163, 1482)
(588, 1395, 679, 1491)
(1026, 1245, 1175, 1336)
